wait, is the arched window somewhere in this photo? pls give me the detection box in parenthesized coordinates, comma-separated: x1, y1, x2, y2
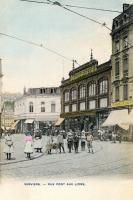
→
(88, 83, 96, 97)
(41, 101, 45, 112)
(71, 88, 77, 100)
(51, 102, 56, 113)
(99, 79, 108, 95)
(64, 90, 69, 102)
(79, 85, 86, 99)
(29, 102, 33, 113)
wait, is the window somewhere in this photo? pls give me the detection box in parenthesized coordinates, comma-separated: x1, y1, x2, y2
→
(79, 85, 86, 99)
(99, 80, 108, 95)
(115, 86, 119, 101)
(115, 61, 120, 78)
(115, 41, 120, 52)
(123, 58, 128, 77)
(123, 84, 128, 100)
(72, 104, 77, 112)
(51, 102, 56, 113)
(64, 105, 69, 113)
(89, 100, 96, 109)
(123, 36, 128, 49)
(71, 89, 77, 100)
(41, 102, 45, 112)
(29, 102, 33, 113)
(64, 91, 69, 102)
(99, 98, 107, 108)
(79, 102, 85, 111)
(89, 83, 96, 97)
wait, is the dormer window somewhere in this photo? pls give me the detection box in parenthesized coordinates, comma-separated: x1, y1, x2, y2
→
(116, 20, 119, 27)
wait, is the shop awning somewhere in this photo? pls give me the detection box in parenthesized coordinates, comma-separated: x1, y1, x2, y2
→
(101, 109, 128, 127)
(123, 109, 133, 125)
(11, 120, 20, 129)
(117, 124, 129, 131)
(24, 119, 34, 124)
(55, 118, 64, 126)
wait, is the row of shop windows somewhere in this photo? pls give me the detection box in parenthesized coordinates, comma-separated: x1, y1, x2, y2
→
(64, 98, 108, 113)
(29, 102, 56, 113)
(64, 80, 108, 102)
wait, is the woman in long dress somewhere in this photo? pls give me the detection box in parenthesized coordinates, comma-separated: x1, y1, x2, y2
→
(4, 131, 14, 160)
(24, 133, 33, 159)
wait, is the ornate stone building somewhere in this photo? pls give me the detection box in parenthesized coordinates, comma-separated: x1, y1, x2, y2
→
(111, 3, 133, 109)
(60, 56, 111, 132)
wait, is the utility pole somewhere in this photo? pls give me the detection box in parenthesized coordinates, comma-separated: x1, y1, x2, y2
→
(0, 58, 3, 138)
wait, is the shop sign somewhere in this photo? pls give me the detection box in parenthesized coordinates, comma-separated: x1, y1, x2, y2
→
(70, 66, 97, 81)
(111, 99, 133, 107)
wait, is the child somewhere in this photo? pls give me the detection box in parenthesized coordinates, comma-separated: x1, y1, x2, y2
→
(24, 133, 33, 159)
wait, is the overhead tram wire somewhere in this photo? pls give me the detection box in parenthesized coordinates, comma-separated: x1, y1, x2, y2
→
(20, 1, 133, 49)
(0, 32, 78, 63)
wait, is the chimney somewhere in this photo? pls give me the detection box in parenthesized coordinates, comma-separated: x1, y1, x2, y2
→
(123, 3, 130, 11)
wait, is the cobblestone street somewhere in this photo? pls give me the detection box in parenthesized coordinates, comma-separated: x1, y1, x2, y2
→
(1, 134, 133, 180)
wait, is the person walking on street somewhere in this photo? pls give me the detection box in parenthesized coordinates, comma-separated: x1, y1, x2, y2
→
(112, 131, 117, 143)
(73, 133, 79, 153)
(86, 132, 94, 154)
(24, 132, 33, 159)
(4, 131, 14, 160)
(46, 134, 53, 154)
(117, 130, 122, 143)
(57, 131, 65, 153)
(81, 132, 86, 151)
(34, 130, 43, 153)
(67, 132, 73, 153)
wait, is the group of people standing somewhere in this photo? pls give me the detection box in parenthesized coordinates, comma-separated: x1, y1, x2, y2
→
(2, 129, 94, 161)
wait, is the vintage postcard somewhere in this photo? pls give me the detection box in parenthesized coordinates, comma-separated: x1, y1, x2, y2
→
(0, 0, 133, 200)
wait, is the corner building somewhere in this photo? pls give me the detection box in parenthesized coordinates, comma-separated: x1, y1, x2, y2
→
(111, 4, 133, 108)
(60, 58, 111, 132)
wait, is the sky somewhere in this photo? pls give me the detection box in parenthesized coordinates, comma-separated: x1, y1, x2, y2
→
(0, 0, 132, 93)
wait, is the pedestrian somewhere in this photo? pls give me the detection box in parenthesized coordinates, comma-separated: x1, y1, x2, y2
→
(46, 134, 53, 154)
(57, 131, 65, 153)
(4, 131, 14, 160)
(117, 130, 122, 143)
(34, 130, 43, 153)
(86, 131, 94, 154)
(24, 132, 33, 159)
(81, 132, 86, 151)
(67, 132, 73, 153)
(73, 133, 79, 153)
(112, 131, 117, 143)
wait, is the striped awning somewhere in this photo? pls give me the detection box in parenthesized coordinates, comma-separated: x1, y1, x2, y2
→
(55, 118, 64, 126)
(24, 119, 34, 124)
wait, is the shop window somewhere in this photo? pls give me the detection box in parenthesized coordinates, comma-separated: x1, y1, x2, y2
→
(72, 104, 77, 112)
(29, 102, 34, 113)
(89, 100, 96, 109)
(99, 98, 107, 108)
(64, 105, 69, 113)
(79, 102, 86, 111)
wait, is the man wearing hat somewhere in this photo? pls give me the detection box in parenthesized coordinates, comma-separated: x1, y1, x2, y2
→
(57, 131, 65, 153)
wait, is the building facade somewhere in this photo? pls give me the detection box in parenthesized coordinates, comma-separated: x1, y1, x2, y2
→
(60, 58, 111, 132)
(14, 87, 61, 133)
(0, 59, 3, 134)
(111, 4, 133, 109)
